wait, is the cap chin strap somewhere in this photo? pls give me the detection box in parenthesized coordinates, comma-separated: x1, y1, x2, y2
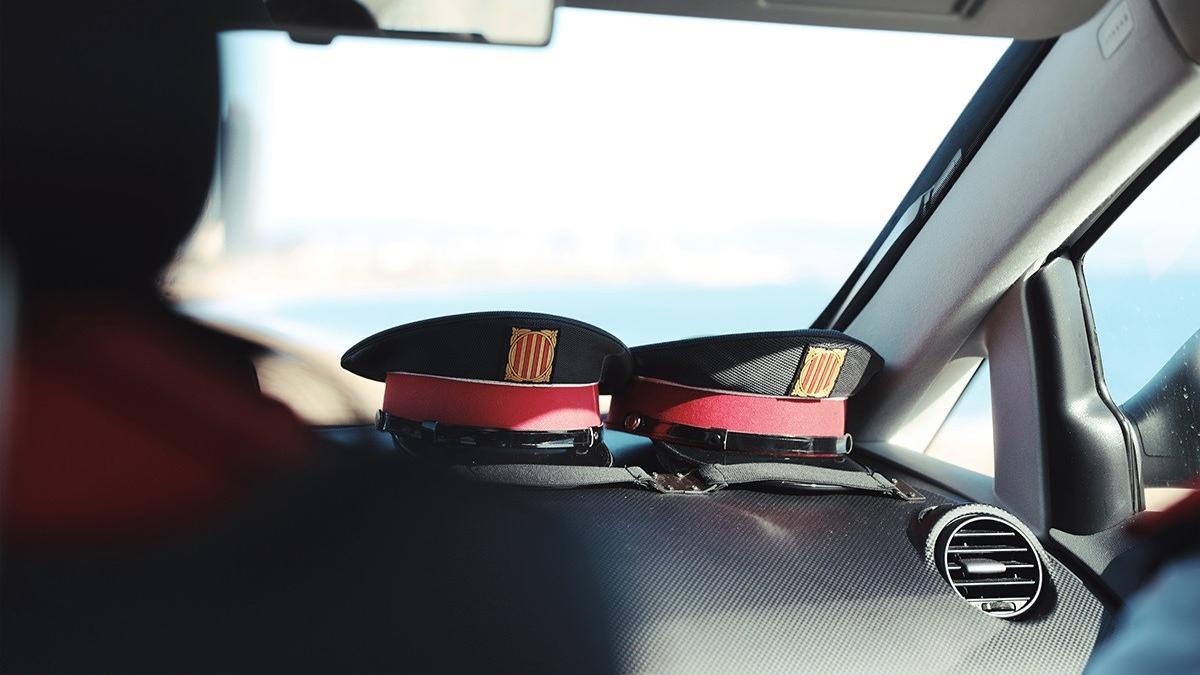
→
(651, 440, 920, 500)
(376, 411, 610, 466)
(377, 411, 599, 449)
(454, 453, 924, 501)
(620, 414, 851, 458)
(375, 413, 921, 500)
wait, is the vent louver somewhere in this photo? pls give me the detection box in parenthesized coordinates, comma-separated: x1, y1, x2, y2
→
(939, 515, 1043, 619)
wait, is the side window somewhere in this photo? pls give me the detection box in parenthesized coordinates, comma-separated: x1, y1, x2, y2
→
(925, 361, 994, 476)
(1084, 134, 1200, 509)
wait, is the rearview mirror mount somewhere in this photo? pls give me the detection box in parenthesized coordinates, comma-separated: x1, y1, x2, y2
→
(263, 0, 555, 46)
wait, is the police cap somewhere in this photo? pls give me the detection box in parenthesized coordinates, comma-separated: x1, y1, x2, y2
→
(342, 311, 632, 466)
(608, 330, 882, 461)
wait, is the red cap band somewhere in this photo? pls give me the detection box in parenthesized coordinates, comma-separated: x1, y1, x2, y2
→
(383, 373, 601, 431)
(608, 377, 845, 437)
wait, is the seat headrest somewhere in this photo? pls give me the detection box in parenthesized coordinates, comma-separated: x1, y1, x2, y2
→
(0, 1, 267, 294)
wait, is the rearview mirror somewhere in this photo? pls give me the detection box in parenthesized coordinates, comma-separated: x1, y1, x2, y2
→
(264, 0, 555, 46)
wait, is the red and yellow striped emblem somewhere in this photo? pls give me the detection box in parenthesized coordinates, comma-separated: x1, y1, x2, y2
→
(789, 347, 847, 398)
(504, 328, 558, 384)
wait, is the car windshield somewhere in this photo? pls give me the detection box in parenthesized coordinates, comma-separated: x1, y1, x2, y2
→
(171, 8, 1008, 364)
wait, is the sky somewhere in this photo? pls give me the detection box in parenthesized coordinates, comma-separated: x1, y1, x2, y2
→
(187, 8, 1010, 297)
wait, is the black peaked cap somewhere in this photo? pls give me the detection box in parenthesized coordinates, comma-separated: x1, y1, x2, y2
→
(630, 330, 882, 399)
(342, 312, 633, 394)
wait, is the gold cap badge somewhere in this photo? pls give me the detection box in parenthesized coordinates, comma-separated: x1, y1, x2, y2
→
(789, 346, 847, 398)
(505, 328, 558, 383)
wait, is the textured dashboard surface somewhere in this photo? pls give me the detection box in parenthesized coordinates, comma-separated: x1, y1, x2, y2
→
(523, 486, 1108, 674)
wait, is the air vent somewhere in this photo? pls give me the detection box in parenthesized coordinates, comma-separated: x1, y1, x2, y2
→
(939, 515, 1044, 618)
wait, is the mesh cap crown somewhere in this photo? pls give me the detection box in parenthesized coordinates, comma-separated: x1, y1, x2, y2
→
(341, 311, 633, 394)
(629, 330, 882, 399)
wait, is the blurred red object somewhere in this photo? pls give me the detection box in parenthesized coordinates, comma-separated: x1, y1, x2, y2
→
(3, 295, 313, 547)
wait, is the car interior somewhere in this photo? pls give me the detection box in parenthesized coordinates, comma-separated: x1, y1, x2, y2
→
(2, 0, 1199, 672)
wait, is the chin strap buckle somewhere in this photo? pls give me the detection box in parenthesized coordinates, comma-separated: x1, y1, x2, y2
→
(647, 471, 720, 494)
(871, 473, 925, 502)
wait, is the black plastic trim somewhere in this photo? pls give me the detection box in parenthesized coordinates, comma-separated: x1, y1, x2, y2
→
(1024, 259, 1136, 534)
(1072, 260, 1144, 511)
(1047, 524, 1142, 607)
